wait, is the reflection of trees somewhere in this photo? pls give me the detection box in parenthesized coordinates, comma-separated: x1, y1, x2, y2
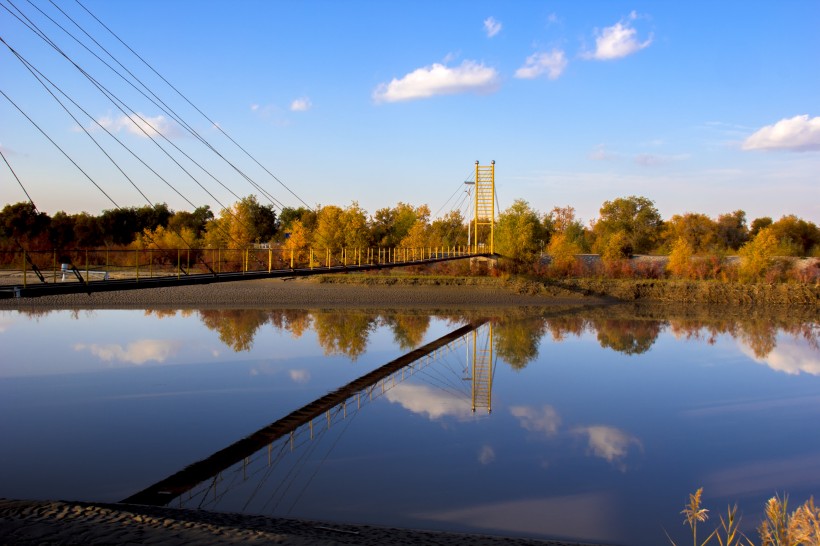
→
(494, 317, 547, 370)
(667, 317, 818, 359)
(313, 311, 376, 360)
(736, 320, 777, 358)
(268, 310, 312, 339)
(199, 309, 271, 352)
(382, 314, 431, 350)
(592, 319, 662, 355)
(544, 316, 587, 341)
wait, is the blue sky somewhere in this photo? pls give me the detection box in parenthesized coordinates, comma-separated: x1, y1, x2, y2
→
(1, 1, 818, 225)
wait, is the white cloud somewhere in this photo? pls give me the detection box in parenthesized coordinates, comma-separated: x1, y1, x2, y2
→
(95, 113, 180, 138)
(742, 115, 820, 152)
(74, 339, 179, 365)
(478, 444, 496, 465)
(739, 336, 820, 376)
(483, 17, 502, 38)
(385, 383, 473, 420)
(510, 405, 562, 437)
(573, 425, 642, 467)
(289, 369, 311, 383)
(290, 97, 312, 112)
(515, 50, 568, 80)
(584, 13, 652, 60)
(373, 60, 499, 103)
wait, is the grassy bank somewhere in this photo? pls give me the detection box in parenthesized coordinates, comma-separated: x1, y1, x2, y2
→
(313, 273, 820, 305)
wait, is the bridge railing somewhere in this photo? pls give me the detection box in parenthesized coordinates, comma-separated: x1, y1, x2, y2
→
(0, 245, 477, 286)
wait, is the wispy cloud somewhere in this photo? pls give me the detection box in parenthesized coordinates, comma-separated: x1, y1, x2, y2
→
(573, 425, 642, 469)
(74, 339, 179, 365)
(742, 115, 820, 152)
(478, 444, 496, 465)
(289, 369, 311, 383)
(510, 405, 562, 437)
(290, 97, 312, 112)
(515, 50, 568, 80)
(373, 60, 499, 103)
(93, 113, 181, 138)
(589, 144, 618, 161)
(583, 12, 652, 61)
(483, 16, 502, 38)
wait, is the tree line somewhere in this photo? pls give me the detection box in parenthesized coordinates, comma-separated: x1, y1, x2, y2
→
(2, 194, 818, 278)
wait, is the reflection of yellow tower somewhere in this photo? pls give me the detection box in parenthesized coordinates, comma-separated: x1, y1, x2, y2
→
(471, 323, 493, 413)
(473, 161, 495, 254)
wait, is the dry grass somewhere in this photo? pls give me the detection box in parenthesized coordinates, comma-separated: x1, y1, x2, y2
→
(670, 490, 820, 546)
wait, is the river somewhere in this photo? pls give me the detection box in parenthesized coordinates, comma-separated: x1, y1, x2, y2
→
(1, 304, 818, 545)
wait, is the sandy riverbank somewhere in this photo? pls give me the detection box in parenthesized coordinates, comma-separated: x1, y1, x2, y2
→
(0, 277, 608, 309)
(0, 499, 596, 546)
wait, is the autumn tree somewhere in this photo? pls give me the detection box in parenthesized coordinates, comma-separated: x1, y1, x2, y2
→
(312, 205, 345, 249)
(546, 233, 581, 276)
(663, 213, 719, 254)
(738, 227, 778, 281)
(341, 202, 370, 250)
(667, 237, 694, 278)
(593, 196, 662, 254)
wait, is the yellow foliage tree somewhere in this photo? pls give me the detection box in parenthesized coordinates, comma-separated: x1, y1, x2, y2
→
(547, 233, 580, 276)
(667, 237, 694, 278)
(738, 227, 778, 281)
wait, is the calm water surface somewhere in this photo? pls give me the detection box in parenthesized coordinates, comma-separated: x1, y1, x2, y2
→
(1, 306, 818, 545)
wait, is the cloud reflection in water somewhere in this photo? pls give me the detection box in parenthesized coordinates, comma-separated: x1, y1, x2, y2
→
(74, 339, 180, 365)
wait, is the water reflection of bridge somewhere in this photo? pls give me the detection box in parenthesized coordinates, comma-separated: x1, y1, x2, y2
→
(122, 319, 494, 509)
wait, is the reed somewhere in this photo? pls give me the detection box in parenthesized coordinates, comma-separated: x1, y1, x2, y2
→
(669, 490, 819, 546)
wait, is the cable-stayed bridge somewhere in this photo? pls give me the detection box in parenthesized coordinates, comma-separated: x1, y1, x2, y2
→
(1, 1, 499, 299)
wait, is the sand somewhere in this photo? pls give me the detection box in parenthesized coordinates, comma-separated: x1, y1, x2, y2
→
(0, 499, 597, 546)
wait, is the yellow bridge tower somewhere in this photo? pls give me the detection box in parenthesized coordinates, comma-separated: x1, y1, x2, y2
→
(471, 323, 494, 413)
(473, 160, 495, 254)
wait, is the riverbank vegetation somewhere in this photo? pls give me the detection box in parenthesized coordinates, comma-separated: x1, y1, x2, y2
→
(670, 488, 819, 546)
(2, 195, 818, 284)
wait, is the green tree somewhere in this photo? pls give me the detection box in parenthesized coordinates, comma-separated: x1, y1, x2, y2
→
(429, 210, 467, 247)
(593, 195, 662, 254)
(495, 199, 544, 263)
(371, 202, 426, 247)
(0, 202, 50, 245)
(204, 195, 277, 248)
(769, 215, 820, 256)
(716, 210, 749, 251)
